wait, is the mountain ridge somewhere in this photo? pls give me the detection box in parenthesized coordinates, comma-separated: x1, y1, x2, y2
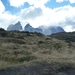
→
(7, 21, 65, 35)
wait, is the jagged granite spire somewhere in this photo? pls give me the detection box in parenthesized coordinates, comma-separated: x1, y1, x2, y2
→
(7, 21, 23, 31)
(24, 23, 43, 33)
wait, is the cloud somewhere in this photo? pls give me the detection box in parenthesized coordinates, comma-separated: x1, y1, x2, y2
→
(56, 0, 64, 2)
(0, 0, 5, 13)
(54, 5, 75, 23)
(62, 17, 75, 31)
(8, 0, 49, 8)
(31, 5, 75, 31)
(69, 0, 75, 3)
(64, 26, 73, 32)
(18, 5, 75, 31)
(53, 5, 75, 31)
(6, 5, 75, 32)
(8, 0, 27, 7)
(20, 6, 43, 20)
(56, 0, 75, 3)
(0, 0, 75, 32)
(0, 11, 18, 29)
(19, 6, 55, 28)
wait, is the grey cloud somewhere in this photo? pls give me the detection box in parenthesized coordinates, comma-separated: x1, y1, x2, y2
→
(58, 16, 75, 28)
(20, 7, 43, 20)
(65, 17, 75, 26)
(64, 17, 75, 29)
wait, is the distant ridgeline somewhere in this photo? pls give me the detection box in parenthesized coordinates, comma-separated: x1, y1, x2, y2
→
(7, 21, 65, 35)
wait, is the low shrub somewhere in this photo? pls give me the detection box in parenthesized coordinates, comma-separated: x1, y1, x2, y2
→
(18, 56, 36, 62)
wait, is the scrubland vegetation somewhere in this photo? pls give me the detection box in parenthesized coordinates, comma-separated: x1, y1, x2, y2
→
(0, 28, 75, 75)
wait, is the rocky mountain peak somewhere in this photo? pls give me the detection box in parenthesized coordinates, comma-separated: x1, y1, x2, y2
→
(24, 23, 42, 33)
(7, 21, 23, 31)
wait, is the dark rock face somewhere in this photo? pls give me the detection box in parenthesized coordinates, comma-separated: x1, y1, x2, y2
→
(24, 23, 42, 33)
(7, 21, 23, 31)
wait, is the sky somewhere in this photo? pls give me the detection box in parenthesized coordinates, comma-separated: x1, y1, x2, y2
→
(0, 0, 75, 32)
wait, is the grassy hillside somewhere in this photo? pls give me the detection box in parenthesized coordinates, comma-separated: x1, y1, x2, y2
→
(0, 30, 75, 75)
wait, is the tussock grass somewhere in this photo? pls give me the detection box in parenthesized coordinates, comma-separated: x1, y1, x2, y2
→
(0, 31, 75, 74)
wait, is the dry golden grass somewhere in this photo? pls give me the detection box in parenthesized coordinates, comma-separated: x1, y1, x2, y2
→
(0, 31, 75, 72)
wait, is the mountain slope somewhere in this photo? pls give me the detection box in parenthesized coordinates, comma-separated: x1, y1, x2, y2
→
(0, 30, 75, 75)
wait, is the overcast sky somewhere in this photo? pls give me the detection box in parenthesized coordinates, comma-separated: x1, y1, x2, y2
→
(0, 0, 75, 32)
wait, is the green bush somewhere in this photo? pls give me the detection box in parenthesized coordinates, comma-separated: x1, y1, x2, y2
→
(38, 41, 44, 44)
(54, 43, 62, 50)
(0, 28, 5, 31)
(35, 32, 44, 37)
(0, 31, 7, 37)
(18, 56, 36, 62)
